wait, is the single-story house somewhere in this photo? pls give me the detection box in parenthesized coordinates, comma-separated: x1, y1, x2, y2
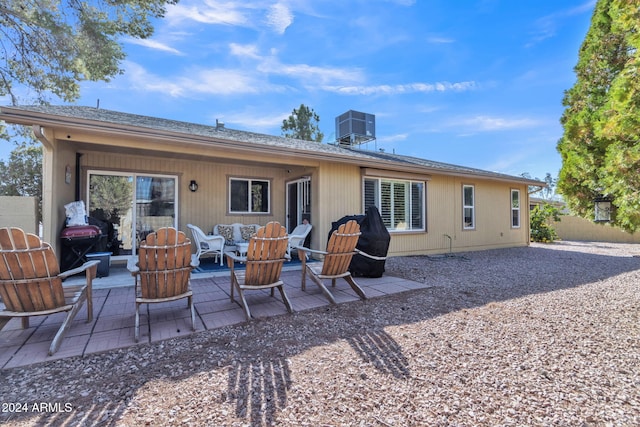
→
(0, 105, 544, 264)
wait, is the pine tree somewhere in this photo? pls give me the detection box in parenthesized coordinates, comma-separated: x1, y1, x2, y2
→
(281, 104, 324, 142)
(556, 0, 639, 231)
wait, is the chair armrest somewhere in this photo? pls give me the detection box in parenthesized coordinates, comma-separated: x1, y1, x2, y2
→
(225, 251, 245, 276)
(127, 256, 140, 275)
(354, 249, 387, 261)
(203, 234, 225, 246)
(190, 254, 200, 268)
(288, 237, 306, 248)
(59, 260, 100, 279)
(295, 246, 327, 256)
(225, 251, 246, 263)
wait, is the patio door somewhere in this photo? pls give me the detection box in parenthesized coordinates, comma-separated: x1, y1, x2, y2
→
(286, 178, 311, 232)
(87, 171, 178, 259)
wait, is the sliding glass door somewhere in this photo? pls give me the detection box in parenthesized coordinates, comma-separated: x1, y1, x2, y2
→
(286, 178, 311, 232)
(87, 171, 178, 258)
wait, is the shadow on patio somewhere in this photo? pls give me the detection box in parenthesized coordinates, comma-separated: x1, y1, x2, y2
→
(0, 267, 427, 370)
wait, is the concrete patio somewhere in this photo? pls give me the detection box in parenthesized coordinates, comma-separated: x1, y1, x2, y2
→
(0, 265, 427, 370)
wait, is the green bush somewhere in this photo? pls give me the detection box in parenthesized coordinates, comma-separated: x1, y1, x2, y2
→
(530, 203, 562, 243)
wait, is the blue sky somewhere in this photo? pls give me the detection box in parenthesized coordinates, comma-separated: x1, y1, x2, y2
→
(3, 0, 596, 182)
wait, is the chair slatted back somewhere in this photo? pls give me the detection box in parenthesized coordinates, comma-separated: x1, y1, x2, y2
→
(0, 227, 65, 312)
(321, 220, 361, 277)
(137, 228, 193, 299)
(244, 222, 288, 286)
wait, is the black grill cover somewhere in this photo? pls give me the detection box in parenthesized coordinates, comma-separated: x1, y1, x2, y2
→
(329, 206, 390, 277)
(88, 217, 110, 252)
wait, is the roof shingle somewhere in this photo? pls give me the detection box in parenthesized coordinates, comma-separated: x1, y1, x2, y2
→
(0, 105, 543, 185)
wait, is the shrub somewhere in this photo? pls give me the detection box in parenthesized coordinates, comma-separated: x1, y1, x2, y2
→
(530, 203, 562, 243)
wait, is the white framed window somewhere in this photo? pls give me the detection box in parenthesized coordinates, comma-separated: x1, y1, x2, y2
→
(364, 177, 425, 231)
(229, 177, 270, 214)
(511, 189, 521, 228)
(463, 184, 475, 229)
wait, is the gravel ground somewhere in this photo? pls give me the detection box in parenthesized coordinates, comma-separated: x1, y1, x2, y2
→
(1, 241, 639, 426)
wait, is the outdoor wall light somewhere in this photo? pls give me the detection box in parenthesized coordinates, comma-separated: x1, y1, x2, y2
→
(594, 196, 612, 222)
(189, 180, 199, 192)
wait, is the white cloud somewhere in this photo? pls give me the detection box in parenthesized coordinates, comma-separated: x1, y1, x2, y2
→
(565, 0, 597, 16)
(229, 43, 261, 59)
(426, 36, 454, 44)
(485, 153, 531, 173)
(266, 3, 294, 34)
(416, 105, 442, 114)
(165, 0, 296, 34)
(122, 42, 366, 98)
(255, 53, 364, 85)
(386, 0, 416, 5)
(378, 133, 409, 143)
(228, 45, 357, 85)
(323, 81, 477, 96)
(179, 69, 265, 95)
(125, 38, 183, 55)
(220, 110, 289, 131)
(264, 62, 364, 86)
(527, 0, 596, 46)
(124, 62, 184, 96)
(124, 62, 270, 97)
(166, 1, 248, 26)
(230, 45, 365, 86)
(122, 40, 477, 100)
(452, 115, 539, 132)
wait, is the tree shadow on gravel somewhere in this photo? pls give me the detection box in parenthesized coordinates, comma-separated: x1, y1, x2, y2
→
(1, 243, 639, 426)
(226, 356, 291, 427)
(346, 329, 411, 379)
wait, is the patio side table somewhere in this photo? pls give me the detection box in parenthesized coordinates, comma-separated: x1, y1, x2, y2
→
(236, 242, 249, 257)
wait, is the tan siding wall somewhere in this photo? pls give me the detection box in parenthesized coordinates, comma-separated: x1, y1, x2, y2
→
(389, 177, 530, 256)
(313, 163, 362, 250)
(71, 151, 292, 256)
(40, 137, 532, 258)
(45, 140, 79, 253)
(80, 151, 289, 230)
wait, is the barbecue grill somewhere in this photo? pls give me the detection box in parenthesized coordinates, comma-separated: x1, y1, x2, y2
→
(60, 225, 103, 271)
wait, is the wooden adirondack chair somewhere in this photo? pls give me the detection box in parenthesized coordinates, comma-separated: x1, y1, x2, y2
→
(297, 220, 367, 304)
(128, 227, 196, 342)
(0, 227, 98, 355)
(226, 222, 292, 321)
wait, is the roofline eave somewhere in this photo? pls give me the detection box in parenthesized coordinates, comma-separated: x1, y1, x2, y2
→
(0, 106, 546, 186)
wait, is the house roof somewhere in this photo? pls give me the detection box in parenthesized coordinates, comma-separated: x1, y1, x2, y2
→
(0, 104, 545, 186)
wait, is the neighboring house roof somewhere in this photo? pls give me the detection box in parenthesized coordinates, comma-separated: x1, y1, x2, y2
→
(0, 105, 544, 186)
(530, 197, 568, 212)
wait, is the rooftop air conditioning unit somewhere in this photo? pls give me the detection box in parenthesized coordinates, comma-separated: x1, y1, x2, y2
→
(335, 110, 375, 146)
